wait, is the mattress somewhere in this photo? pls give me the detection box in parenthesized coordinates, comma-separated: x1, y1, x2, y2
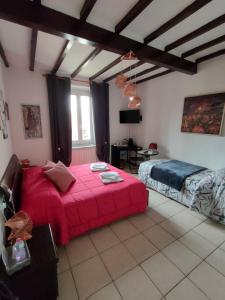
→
(21, 163, 148, 245)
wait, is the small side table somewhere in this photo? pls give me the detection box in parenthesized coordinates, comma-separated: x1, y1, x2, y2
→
(0, 224, 59, 300)
(137, 150, 159, 161)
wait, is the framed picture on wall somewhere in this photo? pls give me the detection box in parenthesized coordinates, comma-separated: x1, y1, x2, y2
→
(0, 89, 8, 139)
(181, 93, 225, 135)
(22, 104, 43, 139)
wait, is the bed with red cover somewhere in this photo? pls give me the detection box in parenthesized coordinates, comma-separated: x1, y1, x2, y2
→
(21, 163, 148, 245)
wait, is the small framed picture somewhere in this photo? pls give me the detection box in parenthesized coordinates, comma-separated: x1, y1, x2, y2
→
(22, 104, 43, 139)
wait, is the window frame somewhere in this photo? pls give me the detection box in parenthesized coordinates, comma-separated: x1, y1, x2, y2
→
(71, 89, 95, 148)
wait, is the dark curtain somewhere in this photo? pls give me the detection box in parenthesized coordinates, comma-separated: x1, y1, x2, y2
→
(90, 82, 110, 162)
(46, 75, 72, 166)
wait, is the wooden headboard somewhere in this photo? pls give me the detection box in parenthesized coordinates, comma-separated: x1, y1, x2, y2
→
(0, 154, 22, 219)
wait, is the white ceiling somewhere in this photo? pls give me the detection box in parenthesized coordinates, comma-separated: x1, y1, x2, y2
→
(0, 0, 225, 83)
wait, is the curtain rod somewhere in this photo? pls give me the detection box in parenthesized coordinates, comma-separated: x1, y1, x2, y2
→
(42, 74, 90, 84)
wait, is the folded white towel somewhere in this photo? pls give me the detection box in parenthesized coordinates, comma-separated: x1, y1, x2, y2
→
(99, 172, 124, 184)
(90, 163, 109, 171)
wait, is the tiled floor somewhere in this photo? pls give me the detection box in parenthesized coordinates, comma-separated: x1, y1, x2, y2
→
(57, 189, 225, 300)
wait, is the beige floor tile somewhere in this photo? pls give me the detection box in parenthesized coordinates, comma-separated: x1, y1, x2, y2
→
(220, 241, 225, 251)
(66, 235, 97, 267)
(110, 220, 138, 241)
(179, 230, 216, 258)
(143, 225, 175, 250)
(160, 219, 188, 238)
(72, 256, 111, 300)
(188, 262, 225, 300)
(149, 191, 169, 207)
(115, 266, 162, 300)
(170, 211, 203, 230)
(87, 283, 122, 300)
(186, 209, 207, 221)
(194, 220, 225, 246)
(206, 248, 225, 276)
(145, 207, 166, 224)
(124, 234, 158, 263)
(142, 252, 184, 295)
(58, 270, 78, 300)
(90, 227, 120, 252)
(57, 247, 70, 274)
(129, 213, 155, 231)
(155, 201, 186, 218)
(101, 243, 137, 280)
(166, 278, 208, 300)
(162, 241, 202, 275)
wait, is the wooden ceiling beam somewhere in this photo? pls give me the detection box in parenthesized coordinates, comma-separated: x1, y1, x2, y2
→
(89, 56, 122, 80)
(127, 65, 159, 81)
(71, 48, 101, 78)
(90, 0, 153, 80)
(80, 0, 97, 22)
(196, 48, 225, 63)
(144, 0, 211, 44)
(0, 0, 197, 75)
(51, 40, 73, 74)
(182, 34, 225, 58)
(136, 70, 173, 84)
(0, 41, 9, 67)
(29, 28, 38, 71)
(166, 13, 225, 52)
(115, 0, 153, 34)
(104, 61, 143, 82)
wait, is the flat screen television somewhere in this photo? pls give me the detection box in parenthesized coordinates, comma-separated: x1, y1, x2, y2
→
(120, 110, 141, 124)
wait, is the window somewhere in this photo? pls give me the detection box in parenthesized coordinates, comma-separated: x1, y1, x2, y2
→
(71, 90, 95, 147)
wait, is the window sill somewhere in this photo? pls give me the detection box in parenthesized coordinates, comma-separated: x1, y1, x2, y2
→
(72, 144, 96, 150)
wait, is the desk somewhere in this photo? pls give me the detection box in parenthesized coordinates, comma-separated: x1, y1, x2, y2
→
(111, 144, 142, 169)
(138, 150, 159, 161)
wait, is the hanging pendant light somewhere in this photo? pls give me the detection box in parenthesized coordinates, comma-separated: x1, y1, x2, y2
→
(115, 74, 127, 88)
(128, 95, 141, 108)
(123, 82, 137, 97)
(121, 50, 137, 61)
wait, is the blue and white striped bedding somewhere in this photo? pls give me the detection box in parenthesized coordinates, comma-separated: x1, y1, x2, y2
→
(138, 159, 225, 225)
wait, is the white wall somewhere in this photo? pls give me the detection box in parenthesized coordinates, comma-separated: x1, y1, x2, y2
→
(129, 56, 225, 170)
(0, 61, 13, 178)
(3, 67, 52, 166)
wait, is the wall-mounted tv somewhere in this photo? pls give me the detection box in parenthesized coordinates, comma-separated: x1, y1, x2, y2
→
(119, 110, 141, 124)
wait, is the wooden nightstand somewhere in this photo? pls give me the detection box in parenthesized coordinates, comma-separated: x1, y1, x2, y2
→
(0, 224, 59, 300)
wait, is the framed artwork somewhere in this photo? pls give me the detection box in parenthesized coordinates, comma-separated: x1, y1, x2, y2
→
(181, 93, 225, 135)
(0, 89, 8, 139)
(22, 105, 43, 139)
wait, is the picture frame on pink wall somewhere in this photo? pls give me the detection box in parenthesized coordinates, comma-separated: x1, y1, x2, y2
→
(181, 93, 225, 135)
(22, 104, 43, 139)
(0, 89, 8, 139)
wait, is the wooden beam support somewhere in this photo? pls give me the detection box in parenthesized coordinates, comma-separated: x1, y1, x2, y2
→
(196, 48, 225, 63)
(80, 0, 97, 22)
(104, 61, 143, 82)
(71, 48, 101, 78)
(52, 40, 73, 74)
(0, 0, 197, 75)
(0, 41, 9, 67)
(115, 0, 153, 34)
(182, 34, 225, 58)
(166, 13, 225, 52)
(144, 0, 211, 44)
(136, 70, 173, 84)
(29, 28, 38, 71)
(127, 65, 159, 81)
(89, 56, 122, 80)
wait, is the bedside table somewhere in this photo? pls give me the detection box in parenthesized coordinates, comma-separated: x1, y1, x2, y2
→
(0, 224, 59, 300)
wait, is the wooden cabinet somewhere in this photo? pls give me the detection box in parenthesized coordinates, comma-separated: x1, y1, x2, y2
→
(0, 224, 58, 300)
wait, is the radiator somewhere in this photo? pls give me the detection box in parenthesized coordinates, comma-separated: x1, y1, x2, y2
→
(71, 147, 98, 165)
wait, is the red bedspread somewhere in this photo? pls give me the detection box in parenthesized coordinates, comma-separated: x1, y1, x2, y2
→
(21, 164, 148, 245)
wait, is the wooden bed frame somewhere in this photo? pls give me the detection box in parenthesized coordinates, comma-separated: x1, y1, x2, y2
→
(0, 154, 22, 219)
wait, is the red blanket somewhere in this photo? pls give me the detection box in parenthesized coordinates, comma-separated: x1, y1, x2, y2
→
(21, 164, 148, 245)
